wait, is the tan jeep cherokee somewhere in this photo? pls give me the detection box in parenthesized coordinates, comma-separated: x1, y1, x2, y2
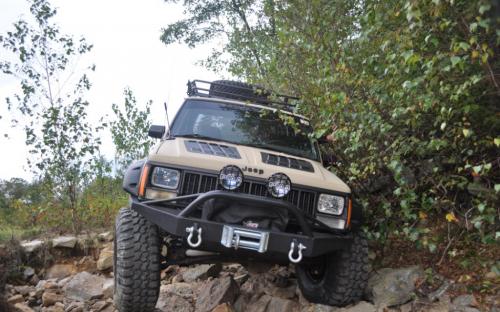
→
(113, 80, 369, 311)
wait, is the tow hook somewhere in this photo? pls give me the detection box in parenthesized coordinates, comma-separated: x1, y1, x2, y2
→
(288, 240, 306, 263)
(185, 224, 202, 248)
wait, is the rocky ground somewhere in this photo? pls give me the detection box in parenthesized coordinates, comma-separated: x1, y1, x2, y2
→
(1, 232, 497, 312)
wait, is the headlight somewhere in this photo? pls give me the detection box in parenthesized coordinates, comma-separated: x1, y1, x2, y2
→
(219, 165, 244, 190)
(151, 167, 180, 189)
(267, 173, 291, 198)
(317, 194, 345, 215)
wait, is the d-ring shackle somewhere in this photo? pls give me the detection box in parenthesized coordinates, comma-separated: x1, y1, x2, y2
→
(186, 225, 202, 248)
(288, 240, 307, 263)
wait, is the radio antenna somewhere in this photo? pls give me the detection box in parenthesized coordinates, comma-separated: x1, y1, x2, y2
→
(164, 102, 171, 137)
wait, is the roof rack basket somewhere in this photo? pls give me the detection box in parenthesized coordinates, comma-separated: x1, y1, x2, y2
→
(186, 79, 300, 112)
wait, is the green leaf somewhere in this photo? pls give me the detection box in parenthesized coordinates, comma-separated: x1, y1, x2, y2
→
(451, 56, 461, 67)
(462, 129, 471, 137)
(458, 42, 470, 51)
(479, 4, 491, 14)
(428, 243, 437, 253)
(494, 184, 500, 193)
(494, 138, 500, 147)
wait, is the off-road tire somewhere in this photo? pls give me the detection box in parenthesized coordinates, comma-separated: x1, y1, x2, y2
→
(209, 80, 270, 104)
(114, 207, 160, 312)
(296, 231, 369, 306)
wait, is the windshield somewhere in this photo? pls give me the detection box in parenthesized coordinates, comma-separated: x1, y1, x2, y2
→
(170, 100, 320, 161)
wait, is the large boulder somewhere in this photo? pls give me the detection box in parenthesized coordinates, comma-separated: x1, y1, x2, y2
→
(182, 263, 222, 282)
(21, 240, 44, 253)
(195, 276, 240, 312)
(45, 264, 76, 280)
(97, 244, 113, 271)
(160, 282, 197, 299)
(51, 236, 77, 248)
(64, 271, 105, 301)
(156, 293, 194, 312)
(366, 266, 424, 307)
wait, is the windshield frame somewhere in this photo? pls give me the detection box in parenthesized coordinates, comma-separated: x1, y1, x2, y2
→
(169, 98, 321, 162)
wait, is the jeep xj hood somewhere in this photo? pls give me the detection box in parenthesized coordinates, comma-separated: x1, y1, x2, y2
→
(149, 138, 350, 194)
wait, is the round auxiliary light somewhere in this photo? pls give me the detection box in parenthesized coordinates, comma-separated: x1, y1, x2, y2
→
(219, 165, 244, 190)
(267, 173, 291, 198)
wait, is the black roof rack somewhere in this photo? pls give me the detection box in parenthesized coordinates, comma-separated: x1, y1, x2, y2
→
(186, 79, 300, 112)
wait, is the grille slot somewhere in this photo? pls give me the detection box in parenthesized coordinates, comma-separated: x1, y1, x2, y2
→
(181, 172, 316, 215)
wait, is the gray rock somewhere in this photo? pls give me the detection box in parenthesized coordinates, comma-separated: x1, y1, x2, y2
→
(57, 275, 72, 288)
(247, 294, 272, 312)
(13, 303, 35, 312)
(452, 294, 478, 307)
(21, 239, 44, 253)
(366, 266, 424, 307)
(427, 280, 452, 302)
(7, 294, 24, 304)
(182, 263, 221, 282)
(195, 276, 240, 312)
(102, 278, 114, 298)
(64, 271, 105, 301)
(42, 291, 64, 307)
(97, 244, 113, 271)
(23, 266, 35, 280)
(90, 300, 109, 311)
(338, 301, 376, 312)
(45, 264, 76, 280)
(65, 301, 84, 312)
(98, 231, 114, 242)
(301, 304, 337, 312)
(15, 285, 34, 296)
(265, 283, 297, 300)
(43, 303, 64, 312)
(51, 236, 77, 248)
(266, 297, 297, 312)
(156, 293, 194, 312)
(451, 294, 480, 312)
(160, 282, 196, 299)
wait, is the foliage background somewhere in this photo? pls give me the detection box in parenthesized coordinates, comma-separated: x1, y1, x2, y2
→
(161, 0, 499, 286)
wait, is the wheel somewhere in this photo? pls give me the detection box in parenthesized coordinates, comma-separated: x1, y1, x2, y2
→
(114, 207, 160, 312)
(209, 80, 270, 104)
(295, 231, 369, 306)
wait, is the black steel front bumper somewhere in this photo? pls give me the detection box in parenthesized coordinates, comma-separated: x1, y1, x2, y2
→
(131, 190, 353, 262)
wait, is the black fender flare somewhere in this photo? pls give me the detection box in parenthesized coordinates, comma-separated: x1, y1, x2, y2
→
(349, 199, 363, 230)
(122, 159, 146, 196)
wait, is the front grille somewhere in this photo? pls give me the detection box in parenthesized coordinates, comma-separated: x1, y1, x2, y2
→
(180, 172, 316, 215)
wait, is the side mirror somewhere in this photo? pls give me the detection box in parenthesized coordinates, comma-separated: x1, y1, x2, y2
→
(148, 125, 165, 139)
(321, 152, 336, 167)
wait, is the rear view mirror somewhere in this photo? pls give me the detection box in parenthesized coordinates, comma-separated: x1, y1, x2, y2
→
(148, 125, 165, 139)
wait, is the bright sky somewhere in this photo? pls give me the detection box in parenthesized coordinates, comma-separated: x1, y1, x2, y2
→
(0, 0, 223, 180)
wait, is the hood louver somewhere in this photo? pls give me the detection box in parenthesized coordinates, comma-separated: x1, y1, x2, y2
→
(261, 152, 314, 173)
(184, 140, 241, 159)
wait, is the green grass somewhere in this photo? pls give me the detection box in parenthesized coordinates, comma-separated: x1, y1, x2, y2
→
(0, 224, 42, 243)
